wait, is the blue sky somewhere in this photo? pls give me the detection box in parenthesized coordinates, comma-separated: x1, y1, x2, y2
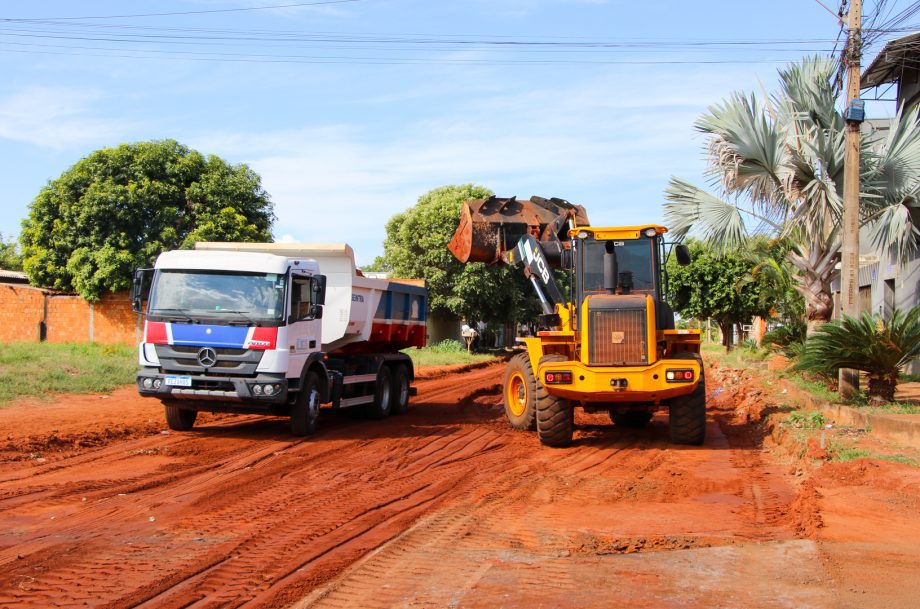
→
(0, 0, 912, 264)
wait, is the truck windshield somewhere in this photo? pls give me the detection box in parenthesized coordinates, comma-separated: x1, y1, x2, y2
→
(147, 270, 286, 324)
(580, 238, 656, 295)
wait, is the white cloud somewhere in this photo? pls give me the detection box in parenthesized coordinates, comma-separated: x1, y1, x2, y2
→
(0, 87, 129, 149)
(188, 64, 760, 263)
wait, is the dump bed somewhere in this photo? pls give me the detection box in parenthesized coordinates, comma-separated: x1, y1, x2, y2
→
(195, 242, 426, 353)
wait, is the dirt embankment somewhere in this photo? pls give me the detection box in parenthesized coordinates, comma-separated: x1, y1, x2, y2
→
(0, 360, 918, 608)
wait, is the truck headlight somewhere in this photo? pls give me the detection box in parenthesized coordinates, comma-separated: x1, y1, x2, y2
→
(253, 384, 263, 395)
(142, 378, 153, 390)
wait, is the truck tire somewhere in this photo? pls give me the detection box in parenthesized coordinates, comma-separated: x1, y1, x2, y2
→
(536, 354, 574, 447)
(503, 353, 537, 431)
(610, 410, 653, 428)
(163, 401, 197, 431)
(291, 371, 321, 436)
(366, 366, 393, 420)
(668, 353, 706, 445)
(391, 364, 410, 415)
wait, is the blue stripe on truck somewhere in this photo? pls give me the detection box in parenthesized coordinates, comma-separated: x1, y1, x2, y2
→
(170, 324, 250, 348)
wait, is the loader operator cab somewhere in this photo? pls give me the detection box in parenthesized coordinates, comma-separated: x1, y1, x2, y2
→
(569, 226, 675, 332)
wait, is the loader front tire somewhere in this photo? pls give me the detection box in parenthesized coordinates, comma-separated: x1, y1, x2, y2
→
(668, 353, 706, 445)
(536, 354, 573, 447)
(503, 353, 537, 431)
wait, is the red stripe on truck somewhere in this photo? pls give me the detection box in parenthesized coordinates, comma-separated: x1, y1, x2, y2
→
(247, 326, 278, 350)
(145, 321, 168, 344)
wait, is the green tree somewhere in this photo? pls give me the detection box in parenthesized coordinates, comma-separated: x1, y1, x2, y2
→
(664, 56, 920, 332)
(383, 184, 539, 326)
(0, 233, 23, 271)
(667, 239, 777, 351)
(21, 139, 274, 301)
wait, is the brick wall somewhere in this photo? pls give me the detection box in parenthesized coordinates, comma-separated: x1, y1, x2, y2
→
(0, 284, 45, 342)
(0, 283, 141, 345)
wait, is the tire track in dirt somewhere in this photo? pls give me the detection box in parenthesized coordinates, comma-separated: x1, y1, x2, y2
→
(0, 364, 508, 609)
(0, 360, 812, 609)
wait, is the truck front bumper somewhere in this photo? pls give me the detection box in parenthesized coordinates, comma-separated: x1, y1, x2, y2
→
(537, 358, 702, 404)
(136, 368, 288, 405)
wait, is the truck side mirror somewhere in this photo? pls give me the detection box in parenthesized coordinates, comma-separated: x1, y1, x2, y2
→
(312, 274, 327, 305)
(675, 244, 691, 266)
(130, 268, 154, 313)
(310, 304, 323, 320)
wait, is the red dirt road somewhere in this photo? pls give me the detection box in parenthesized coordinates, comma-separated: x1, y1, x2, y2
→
(1, 362, 918, 608)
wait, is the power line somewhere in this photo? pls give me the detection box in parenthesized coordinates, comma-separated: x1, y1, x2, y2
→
(0, 0, 365, 21)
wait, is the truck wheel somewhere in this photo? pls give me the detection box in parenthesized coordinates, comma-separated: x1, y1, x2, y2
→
(610, 410, 653, 427)
(391, 364, 410, 415)
(163, 401, 197, 431)
(291, 372, 321, 436)
(503, 353, 536, 430)
(536, 354, 573, 447)
(366, 366, 393, 420)
(668, 353, 706, 445)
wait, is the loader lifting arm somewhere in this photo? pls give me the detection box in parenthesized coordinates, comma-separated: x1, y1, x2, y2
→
(509, 234, 565, 315)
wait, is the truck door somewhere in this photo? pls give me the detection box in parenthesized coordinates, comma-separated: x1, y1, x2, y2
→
(286, 273, 323, 378)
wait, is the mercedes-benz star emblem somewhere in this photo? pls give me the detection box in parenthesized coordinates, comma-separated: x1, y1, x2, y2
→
(197, 347, 218, 368)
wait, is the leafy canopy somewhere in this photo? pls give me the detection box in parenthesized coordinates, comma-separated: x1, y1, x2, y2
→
(666, 239, 780, 346)
(0, 233, 23, 272)
(21, 139, 274, 301)
(383, 184, 539, 325)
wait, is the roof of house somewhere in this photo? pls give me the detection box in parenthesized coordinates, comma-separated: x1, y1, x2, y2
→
(862, 32, 920, 89)
(0, 269, 28, 283)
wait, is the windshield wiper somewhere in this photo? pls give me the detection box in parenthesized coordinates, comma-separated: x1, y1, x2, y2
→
(150, 308, 197, 323)
(218, 310, 264, 326)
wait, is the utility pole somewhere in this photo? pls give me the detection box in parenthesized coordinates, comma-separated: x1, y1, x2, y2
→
(839, 0, 862, 399)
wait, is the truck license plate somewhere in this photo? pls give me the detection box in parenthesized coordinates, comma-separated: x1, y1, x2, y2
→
(165, 376, 192, 387)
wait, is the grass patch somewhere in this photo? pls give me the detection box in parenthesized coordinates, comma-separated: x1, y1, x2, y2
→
(832, 444, 871, 462)
(780, 373, 838, 403)
(0, 342, 137, 404)
(702, 341, 770, 368)
(403, 340, 496, 368)
(828, 439, 920, 467)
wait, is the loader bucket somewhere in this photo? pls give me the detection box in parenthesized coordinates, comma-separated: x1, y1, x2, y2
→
(447, 196, 589, 264)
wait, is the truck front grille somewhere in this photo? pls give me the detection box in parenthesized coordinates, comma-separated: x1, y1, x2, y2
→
(588, 305, 648, 366)
(155, 345, 263, 376)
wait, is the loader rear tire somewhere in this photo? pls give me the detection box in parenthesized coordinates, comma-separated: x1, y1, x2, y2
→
(668, 353, 706, 445)
(163, 401, 197, 431)
(503, 353, 537, 431)
(536, 354, 573, 447)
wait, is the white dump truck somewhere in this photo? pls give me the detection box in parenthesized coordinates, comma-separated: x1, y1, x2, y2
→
(131, 242, 427, 436)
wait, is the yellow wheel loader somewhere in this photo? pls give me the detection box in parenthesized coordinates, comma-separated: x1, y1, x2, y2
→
(448, 196, 705, 447)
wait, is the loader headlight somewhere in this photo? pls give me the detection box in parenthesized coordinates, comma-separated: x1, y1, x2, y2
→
(643, 228, 658, 237)
(577, 231, 589, 239)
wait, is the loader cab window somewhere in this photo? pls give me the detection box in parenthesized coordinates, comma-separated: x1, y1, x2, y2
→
(578, 237, 658, 297)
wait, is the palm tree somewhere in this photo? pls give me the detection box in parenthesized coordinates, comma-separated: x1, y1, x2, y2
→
(796, 307, 920, 402)
(664, 56, 920, 333)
